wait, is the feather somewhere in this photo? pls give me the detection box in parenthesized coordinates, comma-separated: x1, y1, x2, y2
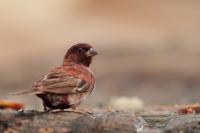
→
(13, 89, 40, 95)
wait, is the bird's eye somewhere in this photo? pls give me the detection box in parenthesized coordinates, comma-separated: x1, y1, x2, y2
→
(78, 48, 85, 54)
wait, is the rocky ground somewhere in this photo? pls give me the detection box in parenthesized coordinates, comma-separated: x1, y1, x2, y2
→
(1, 104, 200, 133)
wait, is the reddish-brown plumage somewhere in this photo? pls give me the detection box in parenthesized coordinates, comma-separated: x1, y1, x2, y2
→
(15, 43, 97, 112)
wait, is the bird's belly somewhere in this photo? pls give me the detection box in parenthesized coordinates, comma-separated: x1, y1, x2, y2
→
(37, 92, 88, 109)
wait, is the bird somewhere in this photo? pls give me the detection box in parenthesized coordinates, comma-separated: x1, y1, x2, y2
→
(15, 43, 98, 112)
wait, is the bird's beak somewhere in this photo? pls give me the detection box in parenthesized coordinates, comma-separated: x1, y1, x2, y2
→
(86, 48, 98, 57)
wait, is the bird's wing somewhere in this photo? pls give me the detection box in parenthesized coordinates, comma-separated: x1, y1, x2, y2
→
(14, 67, 92, 95)
(33, 70, 92, 94)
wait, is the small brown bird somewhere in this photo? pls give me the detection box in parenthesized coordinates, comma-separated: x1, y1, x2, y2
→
(15, 43, 98, 112)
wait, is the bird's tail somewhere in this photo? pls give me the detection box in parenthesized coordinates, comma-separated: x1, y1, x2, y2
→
(13, 89, 37, 95)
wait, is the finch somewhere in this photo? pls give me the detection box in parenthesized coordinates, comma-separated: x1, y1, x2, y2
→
(15, 43, 98, 112)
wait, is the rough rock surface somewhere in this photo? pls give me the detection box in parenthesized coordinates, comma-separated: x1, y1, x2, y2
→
(0, 108, 200, 133)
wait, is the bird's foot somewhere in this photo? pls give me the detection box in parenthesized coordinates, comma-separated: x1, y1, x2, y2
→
(43, 105, 52, 113)
(70, 105, 93, 115)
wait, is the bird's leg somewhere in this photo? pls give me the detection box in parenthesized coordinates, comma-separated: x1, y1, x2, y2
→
(70, 105, 92, 114)
(70, 104, 84, 114)
(43, 101, 51, 112)
(43, 106, 49, 112)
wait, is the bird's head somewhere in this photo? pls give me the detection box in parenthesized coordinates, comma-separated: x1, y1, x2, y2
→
(64, 43, 98, 67)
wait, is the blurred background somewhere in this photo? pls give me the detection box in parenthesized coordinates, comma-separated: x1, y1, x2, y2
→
(1, 0, 200, 110)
